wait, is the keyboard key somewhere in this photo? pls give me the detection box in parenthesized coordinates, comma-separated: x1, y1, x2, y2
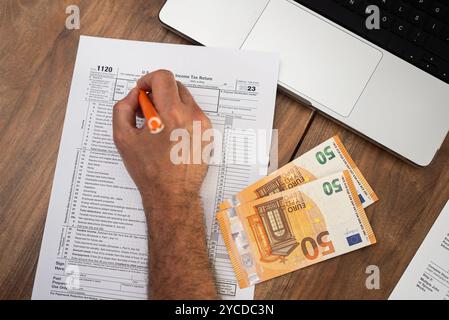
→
(380, 12, 394, 29)
(374, 0, 392, 9)
(408, 9, 427, 27)
(403, 43, 425, 62)
(423, 52, 438, 63)
(427, 35, 449, 59)
(425, 18, 444, 35)
(420, 60, 436, 73)
(442, 27, 449, 42)
(408, 28, 429, 45)
(392, 19, 411, 36)
(342, 0, 366, 15)
(423, 54, 447, 78)
(411, 0, 431, 10)
(392, 1, 410, 18)
(427, 2, 448, 19)
(342, 0, 360, 10)
(439, 62, 449, 81)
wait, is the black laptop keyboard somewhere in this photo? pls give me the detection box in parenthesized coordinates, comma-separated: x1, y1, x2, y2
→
(294, 0, 449, 84)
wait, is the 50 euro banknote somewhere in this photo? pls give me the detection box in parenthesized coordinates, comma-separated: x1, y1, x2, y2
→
(219, 136, 378, 211)
(217, 171, 376, 288)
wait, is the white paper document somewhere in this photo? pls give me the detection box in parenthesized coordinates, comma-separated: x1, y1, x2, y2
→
(32, 36, 279, 300)
(390, 200, 449, 300)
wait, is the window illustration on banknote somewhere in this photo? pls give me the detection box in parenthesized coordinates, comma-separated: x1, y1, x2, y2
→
(253, 198, 299, 257)
(254, 165, 310, 197)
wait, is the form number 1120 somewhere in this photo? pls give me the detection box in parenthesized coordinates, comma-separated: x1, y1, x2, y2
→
(97, 65, 113, 73)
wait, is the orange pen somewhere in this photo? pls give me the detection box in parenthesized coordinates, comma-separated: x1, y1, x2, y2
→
(138, 89, 164, 134)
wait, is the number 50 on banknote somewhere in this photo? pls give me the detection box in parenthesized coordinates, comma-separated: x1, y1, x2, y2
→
(219, 136, 378, 211)
(217, 171, 376, 288)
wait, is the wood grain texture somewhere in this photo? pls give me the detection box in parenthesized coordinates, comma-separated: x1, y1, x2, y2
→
(0, 0, 313, 299)
(4, 0, 445, 301)
(255, 114, 449, 299)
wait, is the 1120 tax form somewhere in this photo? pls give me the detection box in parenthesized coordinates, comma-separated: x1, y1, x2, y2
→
(390, 200, 449, 300)
(32, 36, 279, 300)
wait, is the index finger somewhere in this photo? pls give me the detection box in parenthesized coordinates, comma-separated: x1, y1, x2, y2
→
(137, 69, 181, 110)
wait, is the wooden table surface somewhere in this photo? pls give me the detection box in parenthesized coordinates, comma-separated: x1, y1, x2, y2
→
(1, 0, 448, 300)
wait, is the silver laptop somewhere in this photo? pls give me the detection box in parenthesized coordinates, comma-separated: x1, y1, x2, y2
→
(159, 0, 449, 166)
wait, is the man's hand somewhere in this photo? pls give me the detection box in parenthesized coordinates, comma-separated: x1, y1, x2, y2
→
(112, 70, 218, 299)
(113, 69, 211, 209)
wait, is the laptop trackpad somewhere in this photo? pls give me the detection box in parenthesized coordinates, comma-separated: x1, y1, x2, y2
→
(241, 0, 382, 117)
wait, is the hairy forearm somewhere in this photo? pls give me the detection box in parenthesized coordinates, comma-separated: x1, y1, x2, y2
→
(143, 197, 218, 299)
